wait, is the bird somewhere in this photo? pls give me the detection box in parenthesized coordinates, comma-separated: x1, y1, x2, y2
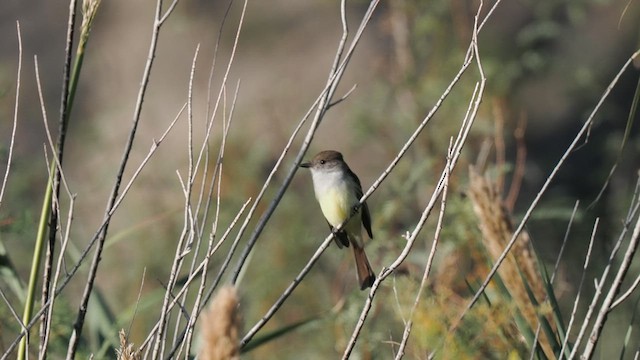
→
(300, 150, 375, 290)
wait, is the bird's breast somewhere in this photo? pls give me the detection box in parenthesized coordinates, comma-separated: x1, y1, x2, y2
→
(316, 185, 360, 231)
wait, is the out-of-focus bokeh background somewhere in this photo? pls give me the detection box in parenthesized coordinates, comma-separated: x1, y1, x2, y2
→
(1, 0, 640, 358)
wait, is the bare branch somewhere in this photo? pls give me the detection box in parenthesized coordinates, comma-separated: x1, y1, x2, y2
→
(168, 72, 242, 359)
(560, 218, 599, 357)
(582, 194, 640, 357)
(0, 21, 22, 208)
(154, 43, 201, 357)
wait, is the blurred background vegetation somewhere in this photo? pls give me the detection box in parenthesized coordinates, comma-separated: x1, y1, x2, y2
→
(1, 0, 639, 358)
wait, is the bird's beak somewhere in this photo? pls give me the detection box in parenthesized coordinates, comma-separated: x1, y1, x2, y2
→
(300, 161, 312, 168)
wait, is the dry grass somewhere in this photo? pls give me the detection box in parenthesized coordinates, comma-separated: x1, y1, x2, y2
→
(116, 329, 140, 360)
(467, 166, 555, 358)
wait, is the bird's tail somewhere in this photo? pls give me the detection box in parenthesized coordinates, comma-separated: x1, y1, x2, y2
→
(352, 244, 375, 290)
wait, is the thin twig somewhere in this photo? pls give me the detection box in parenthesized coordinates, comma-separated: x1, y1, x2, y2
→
(569, 175, 640, 359)
(240, 236, 334, 347)
(559, 218, 599, 357)
(582, 194, 640, 358)
(127, 268, 147, 339)
(554, 200, 581, 285)
(158, 0, 180, 25)
(159, 43, 201, 358)
(328, 83, 358, 108)
(0, 21, 22, 209)
(170, 79, 241, 359)
(588, 76, 640, 210)
(611, 269, 640, 310)
(110, 105, 186, 216)
(0, 289, 25, 333)
(395, 139, 454, 360)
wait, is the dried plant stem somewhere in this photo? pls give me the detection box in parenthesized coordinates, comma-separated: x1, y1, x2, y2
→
(168, 72, 240, 360)
(611, 270, 640, 310)
(559, 218, 599, 357)
(581, 193, 640, 358)
(0, 22, 21, 208)
(157, 44, 201, 358)
(0, 289, 24, 333)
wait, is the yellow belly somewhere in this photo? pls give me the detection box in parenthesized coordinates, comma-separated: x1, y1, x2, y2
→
(318, 187, 359, 231)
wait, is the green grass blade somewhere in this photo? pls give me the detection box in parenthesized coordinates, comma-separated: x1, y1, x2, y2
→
(241, 316, 321, 353)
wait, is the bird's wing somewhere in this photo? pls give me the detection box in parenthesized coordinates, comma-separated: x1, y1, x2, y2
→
(349, 167, 374, 240)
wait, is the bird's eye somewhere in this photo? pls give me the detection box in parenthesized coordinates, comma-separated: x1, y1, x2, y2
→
(319, 160, 325, 164)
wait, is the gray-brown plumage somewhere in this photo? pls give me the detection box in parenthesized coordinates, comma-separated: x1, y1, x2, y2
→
(301, 150, 375, 290)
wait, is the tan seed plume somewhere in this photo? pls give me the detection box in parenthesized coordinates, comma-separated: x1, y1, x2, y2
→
(199, 286, 241, 360)
(115, 329, 140, 360)
(468, 167, 555, 358)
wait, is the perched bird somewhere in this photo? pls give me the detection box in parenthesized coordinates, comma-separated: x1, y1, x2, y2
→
(300, 150, 375, 290)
